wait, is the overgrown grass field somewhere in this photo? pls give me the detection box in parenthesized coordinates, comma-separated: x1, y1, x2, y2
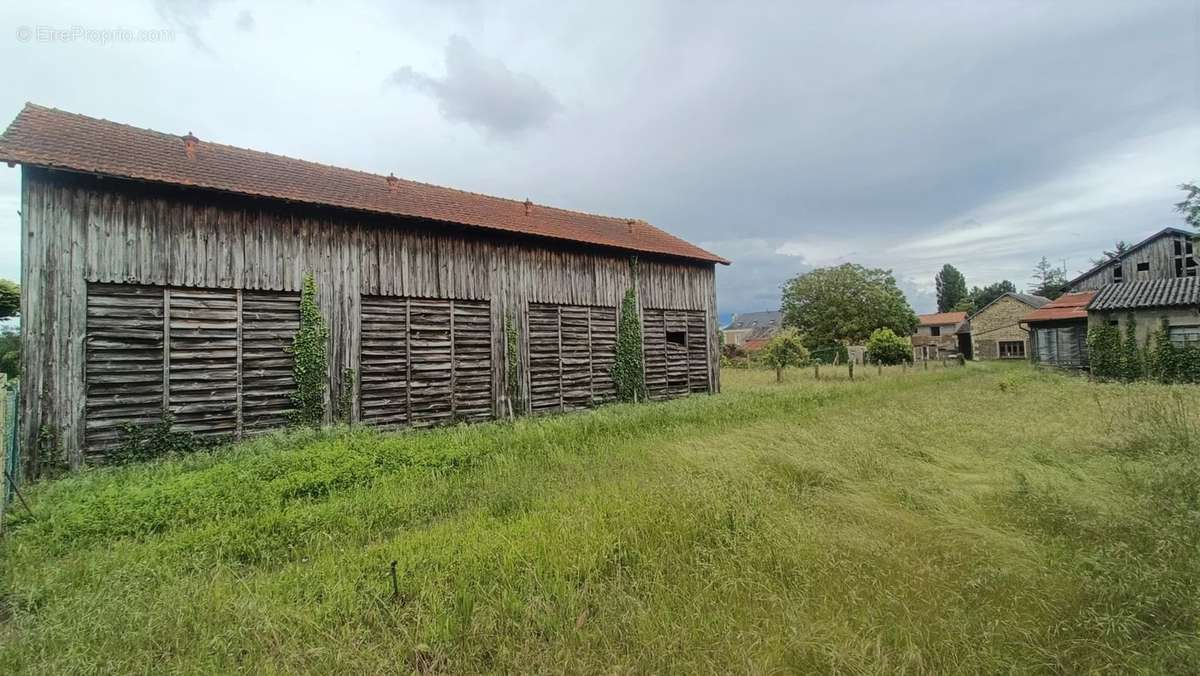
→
(2, 363, 1198, 673)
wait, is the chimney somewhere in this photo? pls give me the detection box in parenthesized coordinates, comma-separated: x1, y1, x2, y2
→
(627, 219, 635, 233)
(182, 132, 199, 160)
(524, 198, 532, 216)
(386, 173, 399, 191)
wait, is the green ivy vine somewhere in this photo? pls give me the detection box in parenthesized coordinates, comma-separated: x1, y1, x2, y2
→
(611, 258, 646, 402)
(504, 310, 520, 415)
(1089, 315, 1200, 384)
(290, 272, 328, 427)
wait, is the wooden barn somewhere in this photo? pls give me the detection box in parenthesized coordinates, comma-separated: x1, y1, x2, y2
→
(0, 104, 728, 473)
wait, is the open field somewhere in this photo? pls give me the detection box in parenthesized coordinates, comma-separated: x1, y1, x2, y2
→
(1, 363, 1198, 673)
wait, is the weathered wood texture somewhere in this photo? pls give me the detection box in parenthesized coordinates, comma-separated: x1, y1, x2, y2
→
(1073, 231, 1198, 291)
(21, 168, 719, 469)
(83, 284, 298, 458)
(642, 309, 710, 400)
(527, 303, 618, 413)
(359, 296, 491, 428)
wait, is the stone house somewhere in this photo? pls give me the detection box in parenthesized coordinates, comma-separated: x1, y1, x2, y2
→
(969, 293, 1050, 360)
(911, 311, 967, 360)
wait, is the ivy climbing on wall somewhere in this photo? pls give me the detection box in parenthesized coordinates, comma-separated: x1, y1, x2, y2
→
(504, 310, 520, 415)
(611, 259, 646, 402)
(290, 272, 328, 427)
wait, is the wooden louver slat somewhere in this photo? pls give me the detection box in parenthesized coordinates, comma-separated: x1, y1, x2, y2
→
(527, 303, 618, 413)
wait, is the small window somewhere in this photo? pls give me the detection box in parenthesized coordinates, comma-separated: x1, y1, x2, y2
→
(1168, 326, 1200, 347)
(999, 341, 1026, 359)
(1175, 240, 1184, 255)
(666, 330, 687, 346)
(1136, 261, 1150, 272)
(1188, 241, 1195, 255)
(930, 326, 941, 337)
(1112, 265, 1123, 282)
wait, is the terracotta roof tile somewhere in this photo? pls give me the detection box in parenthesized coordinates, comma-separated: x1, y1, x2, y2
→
(918, 311, 967, 326)
(1023, 291, 1095, 323)
(0, 103, 728, 265)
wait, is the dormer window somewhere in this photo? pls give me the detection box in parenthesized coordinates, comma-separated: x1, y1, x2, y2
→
(1112, 264, 1123, 283)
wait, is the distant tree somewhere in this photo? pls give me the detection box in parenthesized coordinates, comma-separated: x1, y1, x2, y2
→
(934, 264, 968, 313)
(1089, 240, 1131, 267)
(1177, 182, 1200, 230)
(0, 279, 18, 319)
(1030, 256, 1069, 300)
(780, 263, 919, 350)
(760, 328, 809, 382)
(953, 280, 1017, 315)
(865, 328, 912, 365)
(0, 330, 17, 379)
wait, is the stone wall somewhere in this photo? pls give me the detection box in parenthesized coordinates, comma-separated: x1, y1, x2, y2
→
(971, 296, 1034, 360)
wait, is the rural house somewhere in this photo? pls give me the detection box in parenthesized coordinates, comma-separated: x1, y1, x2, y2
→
(721, 310, 780, 350)
(911, 311, 967, 361)
(1068, 227, 1197, 291)
(968, 293, 1050, 360)
(1087, 277, 1200, 347)
(0, 104, 727, 472)
(1022, 291, 1095, 369)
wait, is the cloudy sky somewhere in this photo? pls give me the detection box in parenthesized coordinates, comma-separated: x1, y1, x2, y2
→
(0, 1, 1196, 318)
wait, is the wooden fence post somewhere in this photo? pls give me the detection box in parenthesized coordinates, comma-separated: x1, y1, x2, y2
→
(814, 362, 820, 380)
(877, 362, 882, 376)
(848, 361, 854, 380)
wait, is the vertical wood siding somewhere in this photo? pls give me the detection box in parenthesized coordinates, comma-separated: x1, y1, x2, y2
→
(21, 168, 720, 468)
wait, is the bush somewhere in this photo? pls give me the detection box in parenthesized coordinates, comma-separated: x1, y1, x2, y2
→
(760, 328, 809, 381)
(0, 330, 18, 379)
(865, 328, 912, 365)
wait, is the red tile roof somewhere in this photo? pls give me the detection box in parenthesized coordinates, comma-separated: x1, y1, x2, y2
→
(1022, 291, 1095, 323)
(917, 311, 967, 326)
(0, 103, 728, 265)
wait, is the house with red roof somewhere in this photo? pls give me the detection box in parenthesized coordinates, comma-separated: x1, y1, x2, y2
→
(911, 311, 968, 361)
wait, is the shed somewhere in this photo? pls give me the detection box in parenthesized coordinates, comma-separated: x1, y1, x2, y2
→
(1022, 291, 1095, 369)
(1087, 277, 1200, 347)
(0, 104, 728, 472)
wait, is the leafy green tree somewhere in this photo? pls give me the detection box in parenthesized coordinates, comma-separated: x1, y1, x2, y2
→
(0, 330, 18, 379)
(935, 264, 968, 313)
(953, 280, 1017, 314)
(865, 328, 912, 365)
(1030, 257, 1069, 300)
(1177, 182, 1200, 230)
(780, 263, 918, 350)
(760, 328, 809, 382)
(0, 279, 18, 319)
(290, 272, 328, 427)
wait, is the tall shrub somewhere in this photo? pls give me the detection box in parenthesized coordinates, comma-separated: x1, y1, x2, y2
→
(865, 327, 912, 365)
(612, 285, 645, 402)
(761, 328, 809, 382)
(290, 272, 328, 427)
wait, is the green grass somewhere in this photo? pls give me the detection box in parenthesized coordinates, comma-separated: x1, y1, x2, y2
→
(2, 362, 1198, 674)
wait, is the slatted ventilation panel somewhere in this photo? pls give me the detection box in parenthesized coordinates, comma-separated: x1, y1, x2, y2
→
(84, 284, 165, 456)
(358, 296, 493, 428)
(84, 284, 300, 457)
(241, 291, 300, 431)
(168, 289, 239, 437)
(527, 303, 618, 413)
(642, 308, 710, 400)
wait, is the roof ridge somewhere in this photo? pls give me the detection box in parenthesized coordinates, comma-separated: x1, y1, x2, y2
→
(18, 103, 645, 228)
(2, 103, 728, 265)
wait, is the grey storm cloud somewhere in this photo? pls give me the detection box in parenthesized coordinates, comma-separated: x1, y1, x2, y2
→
(0, 1, 1195, 319)
(387, 35, 562, 137)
